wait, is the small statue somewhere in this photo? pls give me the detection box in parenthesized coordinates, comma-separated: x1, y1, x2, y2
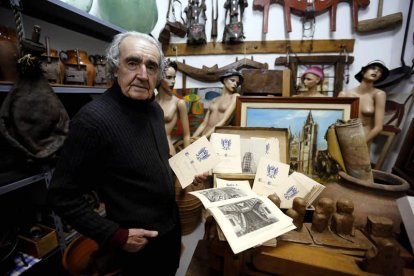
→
(331, 198, 355, 236)
(311, 197, 334, 233)
(286, 197, 306, 230)
(268, 193, 281, 208)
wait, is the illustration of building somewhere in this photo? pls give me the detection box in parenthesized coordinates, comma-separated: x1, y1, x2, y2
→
(289, 111, 318, 175)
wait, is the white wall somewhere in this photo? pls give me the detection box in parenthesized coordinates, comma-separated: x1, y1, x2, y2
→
(1, 0, 413, 173)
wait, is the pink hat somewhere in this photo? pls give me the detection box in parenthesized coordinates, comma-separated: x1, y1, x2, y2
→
(301, 66, 324, 83)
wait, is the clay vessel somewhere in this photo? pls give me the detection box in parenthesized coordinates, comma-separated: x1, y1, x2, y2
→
(335, 119, 373, 182)
(60, 49, 95, 86)
(319, 169, 409, 233)
(0, 26, 18, 82)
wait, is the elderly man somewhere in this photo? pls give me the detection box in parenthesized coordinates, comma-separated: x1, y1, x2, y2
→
(47, 31, 206, 275)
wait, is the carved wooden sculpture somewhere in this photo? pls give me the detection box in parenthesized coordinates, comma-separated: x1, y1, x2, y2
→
(175, 58, 268, 83)
(253, 0, 370, 33)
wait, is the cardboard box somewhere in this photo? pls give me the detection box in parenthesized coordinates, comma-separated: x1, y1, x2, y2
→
(18, 224, 59, 258)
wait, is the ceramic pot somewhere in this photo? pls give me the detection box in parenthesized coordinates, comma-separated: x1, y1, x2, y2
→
(98, 0, 158, 33)
(0, 26, 18, 82)
(60, 49, 95, 86)
(61, 0, 93, 13)
(41, 48, 65, 84)
(319, 169, 409, 233)
(89, 54, 108, 86)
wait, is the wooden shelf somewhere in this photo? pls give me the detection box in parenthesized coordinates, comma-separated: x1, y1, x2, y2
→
(0, 82, 107, 94)
(163, 39, 355, 57)
(2, 0, 124, 42)
(0, 172, 45, 195)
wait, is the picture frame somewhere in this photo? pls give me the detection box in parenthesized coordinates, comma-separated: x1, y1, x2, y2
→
(235, 96, 359, 180)
(275, 55, 354, 97)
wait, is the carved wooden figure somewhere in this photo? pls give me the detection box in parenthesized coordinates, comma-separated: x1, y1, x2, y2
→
(331, 198, 355, 235)
(311, 197, 334, 232)
(253, 0, 370, 33)
(286, 197, 306, 230)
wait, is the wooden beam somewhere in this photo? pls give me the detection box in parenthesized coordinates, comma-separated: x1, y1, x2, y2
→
(163, 39, 354, 57)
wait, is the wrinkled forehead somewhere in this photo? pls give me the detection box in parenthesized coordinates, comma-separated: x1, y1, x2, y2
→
(120, 36, 161, 63)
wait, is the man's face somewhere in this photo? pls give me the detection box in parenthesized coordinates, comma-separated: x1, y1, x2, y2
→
(223, 76, 240, 92)
(160, 66, 176, 93)
(115, 36, 160, 100)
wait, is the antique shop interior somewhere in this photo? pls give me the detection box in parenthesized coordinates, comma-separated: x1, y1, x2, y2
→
(0, 0, 414, 275)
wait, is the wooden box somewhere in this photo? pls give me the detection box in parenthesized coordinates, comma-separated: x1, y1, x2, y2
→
(18, 224, 59, 258)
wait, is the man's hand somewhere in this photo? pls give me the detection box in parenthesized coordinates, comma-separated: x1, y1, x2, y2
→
(123, 228, 158, 252)
(192, 171, 209, 187)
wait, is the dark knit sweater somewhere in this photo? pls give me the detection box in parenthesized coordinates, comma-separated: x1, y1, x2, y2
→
(47, 84, 178, 245)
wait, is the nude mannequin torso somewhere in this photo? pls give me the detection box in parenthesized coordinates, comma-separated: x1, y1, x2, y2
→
(192, 75, 241, 138)
(338, 66, 386, 144)
(156, 65, 190, 155)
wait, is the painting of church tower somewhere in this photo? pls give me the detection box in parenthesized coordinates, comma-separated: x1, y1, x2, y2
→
(299, 111, 318, 174)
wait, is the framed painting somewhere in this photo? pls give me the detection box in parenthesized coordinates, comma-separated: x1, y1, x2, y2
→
(235, 96, 359, 180)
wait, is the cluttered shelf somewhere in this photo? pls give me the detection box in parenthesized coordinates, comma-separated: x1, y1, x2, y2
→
(0, 81, 108, 94)
(0, 0, 124, 42)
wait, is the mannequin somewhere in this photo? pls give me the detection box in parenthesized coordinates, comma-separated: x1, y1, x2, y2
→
(295, 66, 326, 97)
(338, 60, 389, 144)
(192, 69, 243, 138)
(156, 60, 190, 155)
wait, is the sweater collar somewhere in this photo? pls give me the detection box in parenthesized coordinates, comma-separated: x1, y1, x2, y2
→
(108, 82, 156, 108)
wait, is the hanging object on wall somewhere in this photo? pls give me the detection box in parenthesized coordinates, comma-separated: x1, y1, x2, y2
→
(253, 0, 271, 34)
(211, 0, 218, 44)
(168, 0, 187, 38)
(356, 0, 402, 33)
(254, 0, 370, 33)
(223, 0, 248, 43)
(175, 57, 268, 82)
(301, 0, 316, 39)
(158, 0, 173, 45)
(185, 0, 207, 45)
(98, 0, 158, 33)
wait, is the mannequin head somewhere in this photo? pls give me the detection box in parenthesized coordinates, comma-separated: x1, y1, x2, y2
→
(301, 66, 324, 89)
(354, 60, 389, 84)
(219, 69, 244, 93)
(159, 60, 177, 93)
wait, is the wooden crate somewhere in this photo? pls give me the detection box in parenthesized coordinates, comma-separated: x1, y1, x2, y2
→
(18, 224, 59, 258)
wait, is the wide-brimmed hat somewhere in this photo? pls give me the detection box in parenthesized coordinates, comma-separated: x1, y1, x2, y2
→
(354, 60, 390, 83)
(219, 69, 244, 85)
(301, 66, 324, 84)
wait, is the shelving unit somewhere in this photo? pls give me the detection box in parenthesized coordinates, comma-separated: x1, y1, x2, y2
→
(0, 2, 116, 274)
(0, 82, 108, 94)
(1, 0, 125, 42)
(0, 172, 45, 195)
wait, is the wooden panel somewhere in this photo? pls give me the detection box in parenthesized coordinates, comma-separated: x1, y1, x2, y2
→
(252, 241, 369, 276)
(163, 39, 355, 57)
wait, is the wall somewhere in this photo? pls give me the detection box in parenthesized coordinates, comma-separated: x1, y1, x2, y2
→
(1, 0, 413, 173)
